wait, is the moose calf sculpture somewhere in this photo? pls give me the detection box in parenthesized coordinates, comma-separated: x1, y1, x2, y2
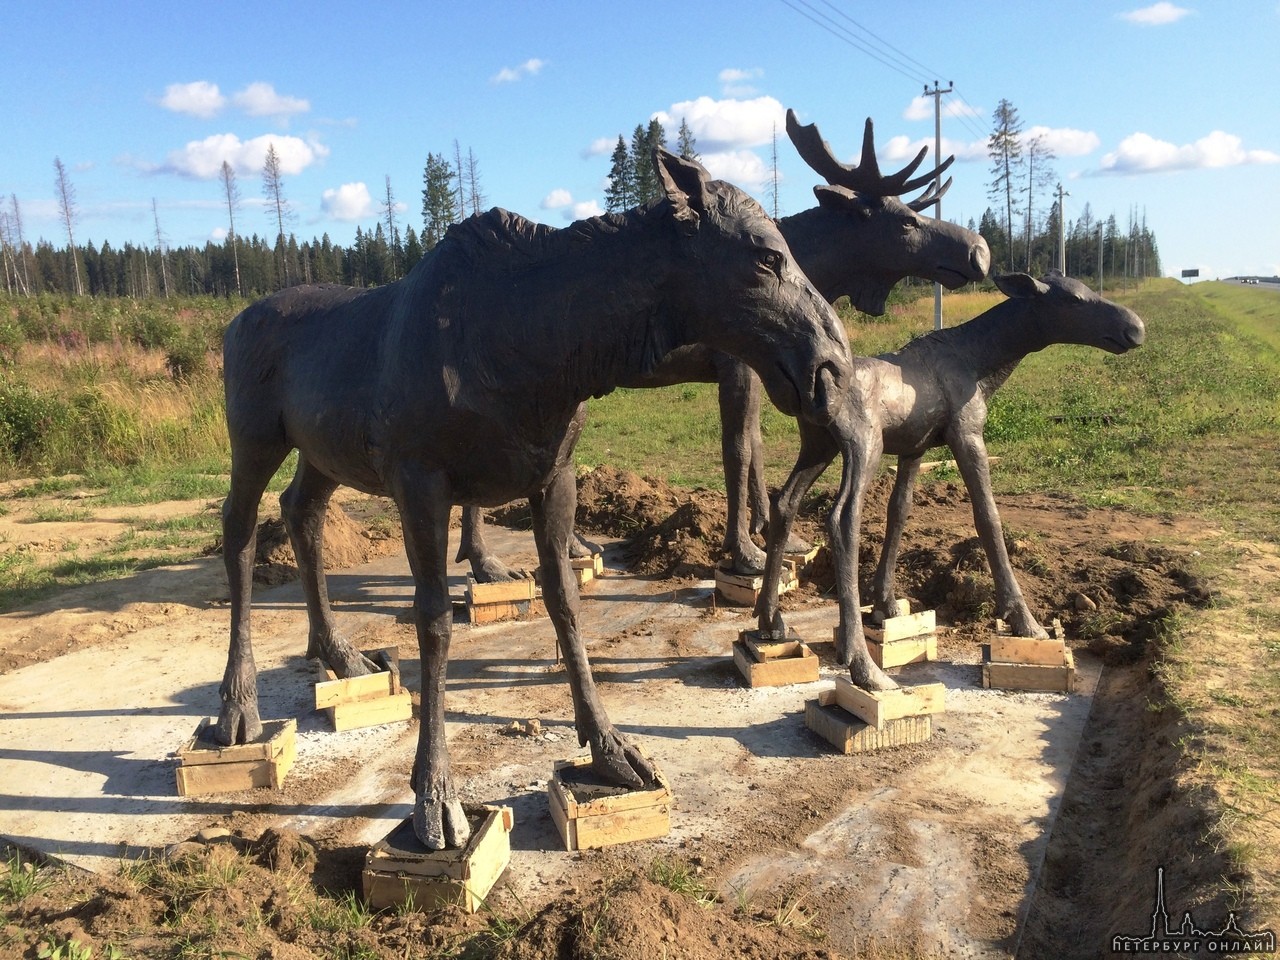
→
(754, 271, 1146, 690)
(217, 150, 853, 849)
(456, 109, 990, 580)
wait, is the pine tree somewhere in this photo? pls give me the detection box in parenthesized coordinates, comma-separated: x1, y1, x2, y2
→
(262, 143, 293, 287)
(630, 125, 656, 205)
(604, 136, 636, 212)
(987, 99, 1024, 272)
(676, 119, 699, 161)
(422, 152, 459, 250)
(381, 175, 401, 279)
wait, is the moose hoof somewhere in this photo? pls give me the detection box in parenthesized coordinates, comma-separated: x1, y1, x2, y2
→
(729, 543, 768, 577)
(590, 730, 655, 789)
(849, 657, 899, 693)
(413, 794, 471, 851)
(321, 639, 377, 678)
(213, 701, 262, 746)
(782, 532, 813, 555)
(472, 557, 529, 584)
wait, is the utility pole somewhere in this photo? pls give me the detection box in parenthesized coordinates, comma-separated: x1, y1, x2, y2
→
(924, 81, 953, 330)
(1055, 183, 1069, 274)
(1098, 224, 1104, 296)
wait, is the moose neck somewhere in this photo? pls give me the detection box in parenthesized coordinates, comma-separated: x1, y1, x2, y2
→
(915, 296, 1053, 398)
(444, 207, 691, 404)
(778, 207, 896, 315)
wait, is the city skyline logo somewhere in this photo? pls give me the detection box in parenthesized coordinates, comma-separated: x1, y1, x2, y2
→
(1111, 866, 1276, 954)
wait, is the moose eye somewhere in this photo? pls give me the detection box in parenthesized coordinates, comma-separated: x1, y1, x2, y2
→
(758, 250, 784, 273)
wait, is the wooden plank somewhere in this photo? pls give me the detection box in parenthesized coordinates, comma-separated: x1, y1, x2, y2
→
(551, 756, 673, 818)
(783, 545, 821, 567)
(868, 633, 938, 669)
(329, 691, 414, 732)
(864, 610, 936, 644)
(314, 669, 394, 709)
(733, 639, 819, 688)
(832, 677, 946, 728)
(989, 635, 1067, 666)
(465, 575, 540, 604)
(467, 597, 546, 624)
(177, 717, 292, 766)
(982, 648, 1076, 693)
(569, 802, 671, 850)
(805, 692, 934, 754)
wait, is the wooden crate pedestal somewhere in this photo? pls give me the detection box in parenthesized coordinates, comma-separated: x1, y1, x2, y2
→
(315, 648, 412, 732)
(466, 575, 544, 624)
(845, 602, 937, 669)
(362, 805, 513, 913)
(982, 630, 1076, 693)
(714, 563, 797, 607)
(733, 629, 819, 687)
(548, 755, 673, 850)
(570, 553, 605, 586)
(805, 678, 945, 755)
(175, 718, 296, 797)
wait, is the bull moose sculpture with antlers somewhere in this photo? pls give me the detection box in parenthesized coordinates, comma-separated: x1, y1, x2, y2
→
(456, 109, 990, 581)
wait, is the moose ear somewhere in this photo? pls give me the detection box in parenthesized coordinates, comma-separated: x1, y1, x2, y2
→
(993, 273, 1049, 299)
(814, 184, 872, 220)
(655, 148, 710, 226)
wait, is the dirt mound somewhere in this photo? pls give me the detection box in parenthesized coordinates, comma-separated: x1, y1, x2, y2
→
(250, 503, 401, 584)
(493, 873, 835, 960)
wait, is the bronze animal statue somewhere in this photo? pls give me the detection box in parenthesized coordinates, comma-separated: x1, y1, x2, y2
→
(455, 110, 991, 581)
(753, 272, 1147, 690)
(217, 150, 853, 849)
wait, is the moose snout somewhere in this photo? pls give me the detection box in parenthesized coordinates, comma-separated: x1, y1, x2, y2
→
(1123, 309, 1146, 349)
(970, 237, 991, 280)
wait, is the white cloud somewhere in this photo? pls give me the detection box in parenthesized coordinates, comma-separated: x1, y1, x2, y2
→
(698, 149, 771, 191)
(584, 137, 618, 158)
(163, 133, 330, 179)
(882, 135, 987, 164)
(719, 67, 763, 96)
(570, 200, 603, 220)
(491, 58, 546, 84)
(653, 96, 785, 151)
(541, 188, 573, 209)
(232, 82, 309, 119)
(1024, 125, 1100, 157)
(160, 81, 225, 119)
(903, 96, 981, 122)
(321, 182, 374, 220)
(210, 226, 229, 242)
(1097, 130, 1280, 174)
(1119, 2, 1192, 25)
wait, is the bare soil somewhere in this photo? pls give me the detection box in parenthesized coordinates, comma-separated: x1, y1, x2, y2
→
(1, 466, 1264, 959)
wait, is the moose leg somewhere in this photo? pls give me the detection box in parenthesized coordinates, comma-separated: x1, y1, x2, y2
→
(869, 455, 922, 622)
(754, 419, 838, 638)
(280, 458, 376, 676)
(456, 506, 530, 583)
(829, 430, 897, 689)
(532, 463, 655, 788)
(215, 442, 289, 746)
(718, 359, 768, 574)
(949, 433, 1047, 638)
(397, 474, 471, 850)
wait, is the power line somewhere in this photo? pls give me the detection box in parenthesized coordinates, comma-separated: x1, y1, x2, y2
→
(776, 0, 933, 87)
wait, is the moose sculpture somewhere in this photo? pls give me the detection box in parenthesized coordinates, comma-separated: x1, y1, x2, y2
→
(217, 150, 853, 849)
(753, 271, 1146, 690)
(456, 110, 990, 580)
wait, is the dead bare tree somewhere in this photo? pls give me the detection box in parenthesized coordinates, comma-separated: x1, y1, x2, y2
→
(53, 157, 84, 296)
(381, 175, 400, 280)
(152, 198, 170, 299)
(7, 195, 31, 295)
(220, 161, 243, 297)
(262, 144, 293, 288)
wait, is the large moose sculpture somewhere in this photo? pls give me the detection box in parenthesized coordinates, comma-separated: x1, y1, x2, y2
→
(456, 110, 990, 580)
(216, 150, 854, 849)
(753, 271, 1146, 690)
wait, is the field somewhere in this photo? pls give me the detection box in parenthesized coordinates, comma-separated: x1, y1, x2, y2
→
(0, 279, 1277, 959)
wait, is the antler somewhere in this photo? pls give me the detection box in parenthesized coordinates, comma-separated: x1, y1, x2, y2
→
(785, 109, 955, 200)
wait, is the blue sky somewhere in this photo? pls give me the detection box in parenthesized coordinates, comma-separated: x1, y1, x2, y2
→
(4, 0, 1277, 283)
